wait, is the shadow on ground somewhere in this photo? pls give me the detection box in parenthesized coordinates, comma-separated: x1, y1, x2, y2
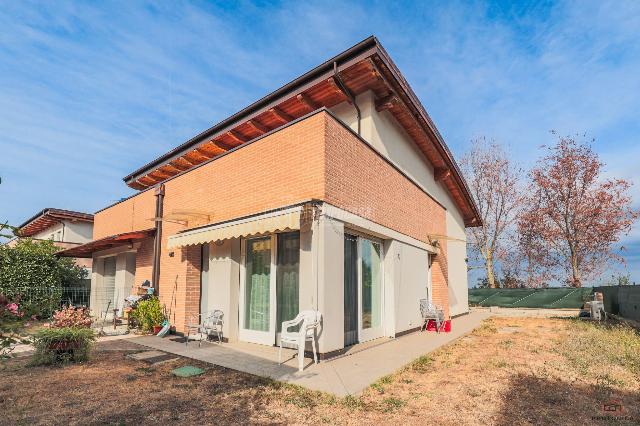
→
(0, 341, 305, 425)
(496, 373, 640, 426)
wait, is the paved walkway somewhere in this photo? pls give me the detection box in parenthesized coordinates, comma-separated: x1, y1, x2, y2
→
(131, 310, 490, 396)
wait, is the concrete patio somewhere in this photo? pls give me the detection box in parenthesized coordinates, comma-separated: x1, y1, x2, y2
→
(131, 310, 490, 396)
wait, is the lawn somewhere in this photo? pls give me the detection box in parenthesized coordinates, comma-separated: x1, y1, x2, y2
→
(1, 317, 639, 425)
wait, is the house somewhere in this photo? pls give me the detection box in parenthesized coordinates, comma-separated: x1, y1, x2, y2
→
(59, 37, 480, 358)
(9, 208, 94, 270)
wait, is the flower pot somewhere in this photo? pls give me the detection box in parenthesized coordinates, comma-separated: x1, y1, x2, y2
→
(153, 325, 162, 335)
(48, 340, 81, 351)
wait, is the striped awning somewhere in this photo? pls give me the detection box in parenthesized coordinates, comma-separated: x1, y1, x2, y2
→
(167, 207, 302, 249)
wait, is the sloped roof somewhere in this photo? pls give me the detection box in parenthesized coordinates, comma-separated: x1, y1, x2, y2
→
(123, 36, 481, 226)
(19, 208, 94, 237)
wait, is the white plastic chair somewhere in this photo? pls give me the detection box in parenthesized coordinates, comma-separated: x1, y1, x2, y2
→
(278, 310, 321, 372)
(419, 299, 445, 333)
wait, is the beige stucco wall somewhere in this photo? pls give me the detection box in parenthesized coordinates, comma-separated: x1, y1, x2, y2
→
(330, 92, 469, 317)
(200, 239, 241, 342)
(32, 220, 93, 244)
(90, 247, 137, 317)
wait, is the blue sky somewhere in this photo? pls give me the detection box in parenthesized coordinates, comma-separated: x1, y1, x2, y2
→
(1, 1, 639, 285)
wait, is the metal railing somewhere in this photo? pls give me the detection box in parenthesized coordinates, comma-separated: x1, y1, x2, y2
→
(1, 281, 91, 316)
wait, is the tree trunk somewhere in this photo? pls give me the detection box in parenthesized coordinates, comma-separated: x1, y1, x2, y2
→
(570, 249, 581, 287)
(486, 249, 497, 288)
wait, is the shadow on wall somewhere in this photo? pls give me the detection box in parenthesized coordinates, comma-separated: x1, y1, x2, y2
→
(495, 373, 640, 425)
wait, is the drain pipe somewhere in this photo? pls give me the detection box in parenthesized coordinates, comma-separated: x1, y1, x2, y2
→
(151, 184, 165, 295)
(333, 61, 361, 135)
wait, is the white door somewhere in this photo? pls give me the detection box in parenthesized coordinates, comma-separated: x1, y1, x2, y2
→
(358, 237, 384, 343)
(102, 256, 117, 316)
(239, 236, 277, 345)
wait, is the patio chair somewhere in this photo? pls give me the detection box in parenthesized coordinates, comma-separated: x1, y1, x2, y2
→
(185, 310, 224, 347)
(278, 310, 322, 372)
(419, 298, 445, 333)
(201, 310, 224, 344)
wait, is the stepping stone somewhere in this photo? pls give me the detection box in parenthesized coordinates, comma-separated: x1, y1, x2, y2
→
(127, 350, 166, 361)
(172, 366, 205, 377)
(127, 350, 179, 365)
(498, 326, 521, 334)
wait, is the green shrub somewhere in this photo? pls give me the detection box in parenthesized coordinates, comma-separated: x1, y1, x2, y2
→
(132, 297, 165, 332)
(0, 239, 87, 318)
(31, 327, 96, 365)
(0, 295, 28, 360)
(51, 305, 92, 328)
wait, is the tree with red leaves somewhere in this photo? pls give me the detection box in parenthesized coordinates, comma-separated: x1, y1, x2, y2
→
(519, 134, 638, 287)
(462, 138, 523, 288)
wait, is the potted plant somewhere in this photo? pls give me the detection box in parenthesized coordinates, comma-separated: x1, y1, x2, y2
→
(30, 305, 95, 365)
(32, 327, 96, 364)
(132, 297, 165, 334)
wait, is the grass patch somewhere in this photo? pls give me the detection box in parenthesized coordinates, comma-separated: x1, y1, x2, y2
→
(560, 319, 640, 376)
(500, 339, 514, 348)
(410, 354, 433, 373)
(282, 384, 333, 409)
(341, 395, 365, 409)
(381, 397, 406, 412)
(472, 319, 497, 336)
(489, 358, 509, 368)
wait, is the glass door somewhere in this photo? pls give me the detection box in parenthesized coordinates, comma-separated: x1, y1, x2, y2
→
(344, 234, 359, 346)
(358, 238, 383, 342)
(239, 236, 276, 345)
(276, 232, 300, 340)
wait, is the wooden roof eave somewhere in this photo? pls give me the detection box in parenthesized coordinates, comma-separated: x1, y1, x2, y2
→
(123, 37, 380, 187)
(121, 36, 481, 226)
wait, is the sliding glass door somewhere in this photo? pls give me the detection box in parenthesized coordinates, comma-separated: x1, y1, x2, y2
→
(344, 234, 384, 345)
(276, 232, 300, 337)
(344, 235, 359, 346)
(240, 237, 275, 344)
(359, 238, 383, 342)
(240, 232, 300, 345)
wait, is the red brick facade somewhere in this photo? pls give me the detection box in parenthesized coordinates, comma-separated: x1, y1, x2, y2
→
(93, 111, 451, 330)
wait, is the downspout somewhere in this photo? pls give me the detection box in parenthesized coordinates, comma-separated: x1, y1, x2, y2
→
(151, 184, 165, 295)
(333, 61, 361, 135)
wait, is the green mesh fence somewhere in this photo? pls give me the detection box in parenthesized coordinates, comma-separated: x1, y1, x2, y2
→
(469, 288, 594, 309)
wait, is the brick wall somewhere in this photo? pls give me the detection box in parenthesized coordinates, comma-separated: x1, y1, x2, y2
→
(93, 190, 156, 240)
(93, 113, 328, 331)
(94, 110, 452, 328)
(323, 114, 450, 317)
(135, 237, 154, 285)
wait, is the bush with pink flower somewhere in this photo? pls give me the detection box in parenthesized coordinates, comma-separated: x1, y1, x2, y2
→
(50, 305, 92, 329)
(1, 294, 28, 360)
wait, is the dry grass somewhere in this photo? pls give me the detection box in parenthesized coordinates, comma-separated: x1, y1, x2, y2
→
(1, 317, 639, 425)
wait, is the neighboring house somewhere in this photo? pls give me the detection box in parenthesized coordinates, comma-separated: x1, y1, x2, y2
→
(8, 208, 94, 270)
(60, 37, 480, 358)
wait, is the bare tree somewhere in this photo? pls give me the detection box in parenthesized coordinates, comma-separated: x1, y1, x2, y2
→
(462, 138, 523, 288)
(519, 133, 638, 287)
(0, 222, 18, 240)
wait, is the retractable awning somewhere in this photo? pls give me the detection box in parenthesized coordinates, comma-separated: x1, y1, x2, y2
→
(56, 229, 155, 258)
(167, 207, 303, 249)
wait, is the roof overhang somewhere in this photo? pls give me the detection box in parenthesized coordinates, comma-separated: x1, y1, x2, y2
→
(56, 229, 154, 258)
(122, 36, 481, 227)
(19, 208, 94, 237)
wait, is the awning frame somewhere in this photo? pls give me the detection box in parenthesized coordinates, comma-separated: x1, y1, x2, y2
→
(56, 229, 155, 258)
(167, 205, 309, 249)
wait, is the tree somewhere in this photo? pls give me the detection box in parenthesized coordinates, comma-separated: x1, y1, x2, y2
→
(0, 239, 87, 316)
(462, 138, 523, 288)
(0, 221, 18, 240)
(519, 133, 638, 287)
